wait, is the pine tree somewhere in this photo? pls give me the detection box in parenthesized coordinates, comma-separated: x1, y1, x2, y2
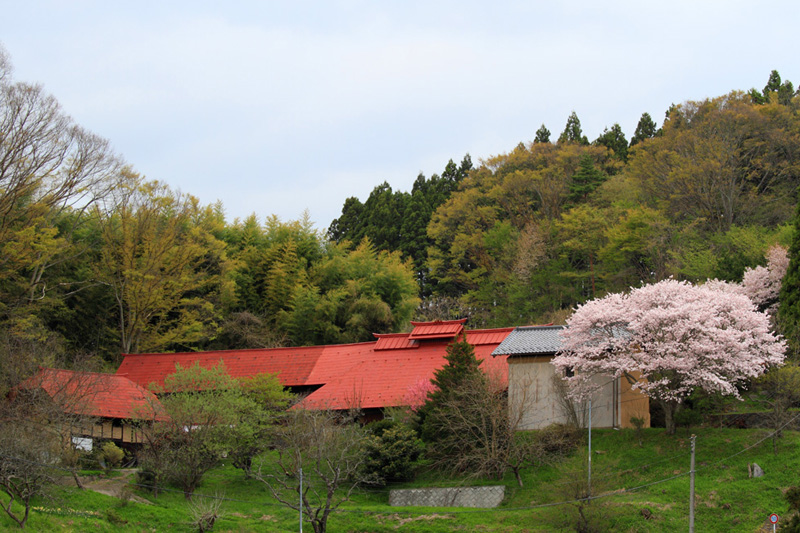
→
(418, 336, 484, 444)
(534, 123, 551, 144)
(557, 111, 589, 145)
(629, 112, 658, 147)
(594, 123, 628, 162)
(764, 70, 782, 94)
(568, 155, 606, 203)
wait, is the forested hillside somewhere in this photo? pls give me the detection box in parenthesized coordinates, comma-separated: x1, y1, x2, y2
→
(0, 42, 798, 374)
(331, 72, 800, 329)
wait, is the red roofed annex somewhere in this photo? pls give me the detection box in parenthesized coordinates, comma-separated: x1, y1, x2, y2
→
(116, 319, 514, 416)
(17, 368, 166, 445)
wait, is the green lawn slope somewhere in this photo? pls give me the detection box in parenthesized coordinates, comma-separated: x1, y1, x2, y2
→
(2, 427, 796, 532)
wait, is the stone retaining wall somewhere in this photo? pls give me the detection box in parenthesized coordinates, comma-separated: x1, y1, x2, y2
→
(389, 485, 505, 508)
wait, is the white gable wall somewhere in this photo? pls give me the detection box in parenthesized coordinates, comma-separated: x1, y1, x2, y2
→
(508, 355, 617, 430)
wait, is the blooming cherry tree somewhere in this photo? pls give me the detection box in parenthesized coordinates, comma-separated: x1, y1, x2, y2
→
(553, 279, 785, 434)
(741, 245, 789, 315)
(703, 245, 788, 318)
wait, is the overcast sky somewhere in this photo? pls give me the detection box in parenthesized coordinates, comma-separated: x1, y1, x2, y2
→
(2, 1, 798, 230)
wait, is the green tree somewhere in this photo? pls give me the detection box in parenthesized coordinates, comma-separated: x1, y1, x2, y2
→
(598, 206, 673, 288)
(778, 80, 796, 106)
(0, 47, 123, 351)
(140, 363, 277, 498)
(328, 156, 471, 298)
(96, 178, 229, 354)
(280, 239, 419, 345)
(557, 111, 589, 145)
(626, 93, 800, 232)
(362, 424, 423, 485)
(629, 112, 658, 146)
(230, 373, 293, 477)
(418, 337, 484, 462)
(568, 155, 607, 203)
(226, 213, 322, 321)
(557, 204, 611, 298)
(534, 123, 551, 143)
(594, 123, 628, 162)
(326, 197, 364, 243)
(764, 69, 783, 94)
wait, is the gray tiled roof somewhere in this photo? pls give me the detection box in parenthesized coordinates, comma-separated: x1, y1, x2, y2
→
(491, 325, 566, 356)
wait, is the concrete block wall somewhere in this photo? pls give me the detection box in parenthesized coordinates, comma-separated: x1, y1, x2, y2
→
(389, 486, 505, 508)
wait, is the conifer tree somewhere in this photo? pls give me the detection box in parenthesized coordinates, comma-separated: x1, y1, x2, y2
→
(594, 123, 628, 162)
(418, 335, 484, 444)
(568, 155, 606, 203)
(629, 112, 658, 146)
(534, 123, 551, 144)
(557, 111, 589, 145)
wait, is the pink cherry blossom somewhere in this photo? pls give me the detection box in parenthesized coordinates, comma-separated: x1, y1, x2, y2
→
(552, 279, 785, 433)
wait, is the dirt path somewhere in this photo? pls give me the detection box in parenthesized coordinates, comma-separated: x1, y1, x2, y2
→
(81, 470, 153, 505)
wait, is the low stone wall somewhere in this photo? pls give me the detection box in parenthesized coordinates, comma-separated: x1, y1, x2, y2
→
(389, 485, 505, 508)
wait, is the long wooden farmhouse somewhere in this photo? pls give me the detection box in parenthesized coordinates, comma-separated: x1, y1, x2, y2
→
(17, 368, 166, 448)
(116, 319, 513, 418)
(492, 325, 650, 430)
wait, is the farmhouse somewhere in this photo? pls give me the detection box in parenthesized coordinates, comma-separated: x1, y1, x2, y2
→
(10, 321, 650, 443)
(116, 319, 513, 419)
(492, 325, 650, 430)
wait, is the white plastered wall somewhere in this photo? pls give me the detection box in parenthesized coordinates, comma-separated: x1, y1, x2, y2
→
(508, 355, 617, 430)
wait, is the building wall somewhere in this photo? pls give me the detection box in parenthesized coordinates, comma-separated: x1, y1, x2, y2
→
(73, 420, 144, 444)
(619, 371, 651, 429)
(508, 356, 649, 430)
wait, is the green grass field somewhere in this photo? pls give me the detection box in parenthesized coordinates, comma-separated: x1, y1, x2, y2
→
(2, 426, 796, 532)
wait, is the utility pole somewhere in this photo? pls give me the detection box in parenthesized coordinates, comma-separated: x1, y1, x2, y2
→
(689, 435, 696, 533)
(299, 467, 303, 533)
(588, 399, 592, 498)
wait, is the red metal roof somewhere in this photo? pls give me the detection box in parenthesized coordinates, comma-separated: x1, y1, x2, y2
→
(21, 368, 165, 420)
(408, 319, 466, 340)
(296, 339, 510, 411)
(117, 346, 327, 390)
(373, 333, 418, 351)
(467, 328, 515, 346)
(116, 321, 514, 412)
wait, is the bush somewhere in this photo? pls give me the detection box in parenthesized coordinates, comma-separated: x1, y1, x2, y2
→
(188, 494, 223, 532)
(101, 442, 125, 466)
(363, 425, 423, 485)
(536, 424, 583, 456)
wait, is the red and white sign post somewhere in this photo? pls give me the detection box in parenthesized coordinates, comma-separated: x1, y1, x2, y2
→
(769, 513, 779, 533)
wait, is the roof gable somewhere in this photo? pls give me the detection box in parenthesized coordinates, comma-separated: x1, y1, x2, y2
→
(408, 319, 466, 340)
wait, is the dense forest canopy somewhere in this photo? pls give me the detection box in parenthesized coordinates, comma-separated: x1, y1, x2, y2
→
(331, 73, 800, 328)
(1, 42, 798, 372)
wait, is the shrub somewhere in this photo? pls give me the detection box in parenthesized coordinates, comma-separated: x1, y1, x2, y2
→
(99, 441, 125, 473)
(535, 424, 583, 456)
(363, 425, 423, 485)
(188, 494, 223, 532)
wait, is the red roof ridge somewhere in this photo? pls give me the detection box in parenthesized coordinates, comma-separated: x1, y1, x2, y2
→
(122, 339, 379, 358)
(409, 319, 468, 326)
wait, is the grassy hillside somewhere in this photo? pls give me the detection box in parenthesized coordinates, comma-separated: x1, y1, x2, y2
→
(2, 426, 796, 532)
